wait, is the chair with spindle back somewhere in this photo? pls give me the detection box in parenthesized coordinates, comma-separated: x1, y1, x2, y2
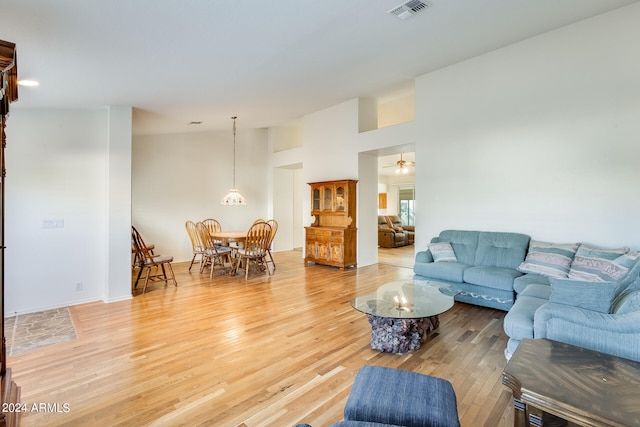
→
(185, 220, 205, 271)
(235, 221, 272, 279)
(131, 226, 177, 294)
(196, 222, 233, 278)
(265, 219, 278, 271)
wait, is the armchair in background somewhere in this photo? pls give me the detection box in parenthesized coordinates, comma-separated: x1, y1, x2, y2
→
(386, 214, 414, 245)
(378, 215, 407, 248)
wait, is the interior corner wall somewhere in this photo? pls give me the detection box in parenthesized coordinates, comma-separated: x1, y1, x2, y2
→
(106, 106, 134, 302)
(301, 99, 365, 262)
(414, 4, 640, 249)
(272, 168, 295, 252)
(5, 108, 110, 314)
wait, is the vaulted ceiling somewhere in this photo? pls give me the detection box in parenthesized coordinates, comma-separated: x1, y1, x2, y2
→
(2, 0, 637, 135)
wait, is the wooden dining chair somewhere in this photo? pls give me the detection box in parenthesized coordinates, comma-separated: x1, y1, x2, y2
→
(131, 226, 177, 294)
(202, 218, 223, 245)
(236, 221, 272, 279)
(196, 222, 233, 279)
(265, 219, 278, 271)
(185, 220, 205, 271)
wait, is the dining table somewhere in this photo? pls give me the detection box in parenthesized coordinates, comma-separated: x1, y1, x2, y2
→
(210, 231, 247, 246)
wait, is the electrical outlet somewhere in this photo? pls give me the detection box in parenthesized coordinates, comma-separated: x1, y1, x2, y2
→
(75, 282, 83, 291)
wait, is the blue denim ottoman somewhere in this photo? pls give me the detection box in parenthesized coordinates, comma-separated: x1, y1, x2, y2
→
(333, 366, 460, 427)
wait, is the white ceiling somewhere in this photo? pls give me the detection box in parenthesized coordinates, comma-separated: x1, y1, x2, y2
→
(2, 0, 637, 135)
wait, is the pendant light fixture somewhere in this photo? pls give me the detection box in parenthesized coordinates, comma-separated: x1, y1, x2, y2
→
(221, 116, 247, 205)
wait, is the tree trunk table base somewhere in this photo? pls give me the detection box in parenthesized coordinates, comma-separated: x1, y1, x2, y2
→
(367, 314, 439, 354)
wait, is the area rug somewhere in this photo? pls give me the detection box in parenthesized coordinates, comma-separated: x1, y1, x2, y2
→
(5, 307, 78, 356)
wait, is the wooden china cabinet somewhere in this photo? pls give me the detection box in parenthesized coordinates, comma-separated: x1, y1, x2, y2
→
(304, 179, 357, 270)
(1, 39, 20, 427)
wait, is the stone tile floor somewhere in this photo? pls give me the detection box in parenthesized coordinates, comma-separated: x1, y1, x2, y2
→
(5, 307, 77, 355)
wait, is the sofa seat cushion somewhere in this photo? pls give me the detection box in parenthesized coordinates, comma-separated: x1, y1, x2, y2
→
(463, 266, 521, 291)
(413, 262, 469, 283)
(513, 274, 550, 294)
(503, 293, 548, 340)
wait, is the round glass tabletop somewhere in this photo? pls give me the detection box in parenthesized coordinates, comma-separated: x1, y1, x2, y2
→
(350, 279, 460, 319)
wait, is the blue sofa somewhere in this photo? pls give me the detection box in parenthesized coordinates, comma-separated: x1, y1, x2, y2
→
(413, 230, 531, 311)
(414, 229, 640, 362)
(503, 253, 640, 361)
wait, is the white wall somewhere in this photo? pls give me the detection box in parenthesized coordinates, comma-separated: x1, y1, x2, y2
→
(413, 4, 640, 250)
(132, 128, 269, 263)
(5, 108, 132, 314)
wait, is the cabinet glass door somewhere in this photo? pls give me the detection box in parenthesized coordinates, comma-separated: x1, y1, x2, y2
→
(335, 186, 345, 211)
(312, 188, 321, 211)
(323, 187, 333, 211)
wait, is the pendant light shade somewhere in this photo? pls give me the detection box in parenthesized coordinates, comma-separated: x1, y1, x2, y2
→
(222, 188, 246, 206)
(222, 116, 247, 206)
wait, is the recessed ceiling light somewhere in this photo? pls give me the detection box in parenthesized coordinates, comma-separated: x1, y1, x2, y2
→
(18, 79, 39, 87)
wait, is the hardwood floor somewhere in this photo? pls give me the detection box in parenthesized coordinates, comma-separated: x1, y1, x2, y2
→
(8, 249, 514, 426)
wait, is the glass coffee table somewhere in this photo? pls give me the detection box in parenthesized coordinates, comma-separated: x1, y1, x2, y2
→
(351, 279, 460, 354)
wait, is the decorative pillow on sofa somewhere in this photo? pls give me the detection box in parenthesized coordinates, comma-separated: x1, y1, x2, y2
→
(517, 241, 579, 279)
(549, 278, 618, 313)
(567, 244, 630, 282)
(429, 242, 457, 263)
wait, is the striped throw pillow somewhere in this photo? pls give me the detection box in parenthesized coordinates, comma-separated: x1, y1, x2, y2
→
(518, 241, 579, 279)
(429, 242, 457, 263)
(567, 244, 630, 282)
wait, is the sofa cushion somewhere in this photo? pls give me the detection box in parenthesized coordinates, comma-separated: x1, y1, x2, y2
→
(567, 244, 630, 282)
(463, 266, 521, 291)
(474, 232, 530, 269)
(429, 242, 457, 263)
(413, 261, 469, 283)
(513, 274, 550, 294)
(549, 278, 617, 313)
(437, 230, 480, 265)
(518, 241, 579, 279)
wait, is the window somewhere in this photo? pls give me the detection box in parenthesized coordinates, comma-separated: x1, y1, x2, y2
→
(398, 186, 415, 226)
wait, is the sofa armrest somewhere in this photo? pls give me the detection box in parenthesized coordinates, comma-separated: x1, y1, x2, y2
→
(534, 302, 640, 361)
(402, 225, 415, 232)
(378, 228, 397, 248)
(415, 250, 433, 263)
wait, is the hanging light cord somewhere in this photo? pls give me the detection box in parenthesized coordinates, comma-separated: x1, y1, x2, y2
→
(232, 116, 237, 188)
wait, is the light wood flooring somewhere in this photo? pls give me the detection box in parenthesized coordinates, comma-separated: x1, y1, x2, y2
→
(8, 249, 514, 426)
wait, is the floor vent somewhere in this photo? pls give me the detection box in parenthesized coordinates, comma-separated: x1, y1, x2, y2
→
(388, 0, 431, 20)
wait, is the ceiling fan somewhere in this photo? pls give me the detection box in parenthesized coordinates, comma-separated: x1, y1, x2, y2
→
(384, 153, 415, 174)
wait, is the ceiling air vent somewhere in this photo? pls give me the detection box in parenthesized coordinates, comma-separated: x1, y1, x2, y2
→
(388, 0, 430, 20)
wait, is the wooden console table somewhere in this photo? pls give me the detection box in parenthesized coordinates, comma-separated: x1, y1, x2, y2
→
(502, 338, 640, 427)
